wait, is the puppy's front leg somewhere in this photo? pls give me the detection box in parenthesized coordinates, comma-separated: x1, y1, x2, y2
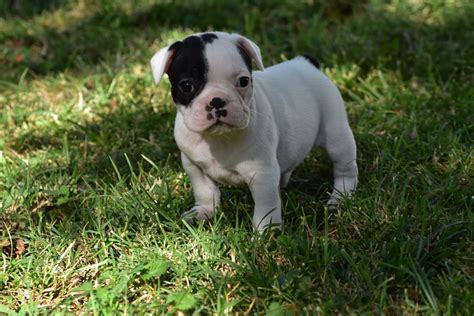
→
(181, 153, 221, 222)
(247, 170, 282, 231)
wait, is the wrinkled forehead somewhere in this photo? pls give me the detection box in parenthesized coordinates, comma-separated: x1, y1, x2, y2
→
(204, 35, 251, 81)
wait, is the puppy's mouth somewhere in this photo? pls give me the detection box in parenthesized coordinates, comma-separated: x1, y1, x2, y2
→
(213, 120, 227, 127)
(206, 120, 234, 133)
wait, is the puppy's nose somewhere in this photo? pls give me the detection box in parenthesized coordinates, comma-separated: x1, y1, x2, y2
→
(215, 109, 227, 118)
(209, 97, 226, 109)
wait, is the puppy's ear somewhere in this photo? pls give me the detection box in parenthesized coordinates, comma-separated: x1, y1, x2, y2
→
(150, 41, 181, 84)
(236, 35, 264, 71)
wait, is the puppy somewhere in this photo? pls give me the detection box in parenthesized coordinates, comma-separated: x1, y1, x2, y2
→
(150, 32, 357, 230)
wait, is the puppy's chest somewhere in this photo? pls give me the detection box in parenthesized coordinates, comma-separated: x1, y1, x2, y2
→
(197, 157, 245, 186)
(187, 147, 245, 186)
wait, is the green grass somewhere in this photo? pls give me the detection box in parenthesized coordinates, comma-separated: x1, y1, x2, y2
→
(1, 0, 473, 314)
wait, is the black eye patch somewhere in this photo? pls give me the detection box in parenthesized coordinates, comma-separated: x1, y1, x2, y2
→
(167, 36, 208, 106)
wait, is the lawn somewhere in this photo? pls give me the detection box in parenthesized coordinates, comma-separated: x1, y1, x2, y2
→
(0, 0, 473, 314)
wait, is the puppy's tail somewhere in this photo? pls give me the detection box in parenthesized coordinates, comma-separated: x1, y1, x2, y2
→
(300, 54, 321, 69)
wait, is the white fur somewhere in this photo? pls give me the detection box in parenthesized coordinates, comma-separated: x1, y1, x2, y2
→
(151, 32, 358, 231)
(150, 44, 174, 84)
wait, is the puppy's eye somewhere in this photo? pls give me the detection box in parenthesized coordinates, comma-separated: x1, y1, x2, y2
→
(237, 76, 250, 88)
(178, 79, 195, 94)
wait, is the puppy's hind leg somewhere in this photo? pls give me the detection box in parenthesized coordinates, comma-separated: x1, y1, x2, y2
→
(279, 169, 293, 189)
(322, 122, 358, 206)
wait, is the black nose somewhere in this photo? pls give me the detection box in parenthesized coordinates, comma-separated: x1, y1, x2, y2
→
(209, 97, 226, 109)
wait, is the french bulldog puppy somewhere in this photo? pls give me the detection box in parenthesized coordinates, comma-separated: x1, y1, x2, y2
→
(150, 32, 357, 231)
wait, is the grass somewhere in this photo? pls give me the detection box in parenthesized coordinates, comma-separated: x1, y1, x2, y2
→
(1, 0, 473, 314)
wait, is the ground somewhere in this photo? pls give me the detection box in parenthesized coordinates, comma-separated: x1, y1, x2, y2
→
(0, 0, 473, 314)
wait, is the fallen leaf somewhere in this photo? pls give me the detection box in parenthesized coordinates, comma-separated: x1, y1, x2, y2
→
(0, 240, 10, 248)
(15, 239, 26, 257)
(15, 54, 24, 63)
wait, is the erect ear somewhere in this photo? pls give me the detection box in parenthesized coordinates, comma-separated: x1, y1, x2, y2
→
(236, 35, 264, 71)
(150, 41, 181, 85)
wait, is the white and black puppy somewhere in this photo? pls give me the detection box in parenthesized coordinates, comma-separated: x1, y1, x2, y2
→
(150, 32, 357, 231)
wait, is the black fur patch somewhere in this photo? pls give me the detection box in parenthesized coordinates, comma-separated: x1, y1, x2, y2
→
(169, 40, 182, 52)
(301, 54, 320, 69)
(200, 33, 218, 44)
(167, 36, 208, 106)
(237, 45, 252, 72)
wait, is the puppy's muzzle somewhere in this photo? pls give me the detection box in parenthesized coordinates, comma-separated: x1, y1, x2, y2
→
(205, 97, 228, 120)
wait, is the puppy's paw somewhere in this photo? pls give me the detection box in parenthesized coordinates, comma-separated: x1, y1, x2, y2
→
(257, 222, 282, 234)
(327, 197, 339, 209)
(253, 210, 282, 232)
(327, 190, 354, 209)
(251, 224, 283, 243)
(181, 205, 215, 224)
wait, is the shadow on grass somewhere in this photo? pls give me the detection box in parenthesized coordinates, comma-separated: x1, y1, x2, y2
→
(0, 0, 65, 19)
(1, 1, 472, 82)
(1, 1, 368, 80)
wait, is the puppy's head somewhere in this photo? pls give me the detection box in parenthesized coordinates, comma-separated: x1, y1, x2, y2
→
(150, 32, 264, 134)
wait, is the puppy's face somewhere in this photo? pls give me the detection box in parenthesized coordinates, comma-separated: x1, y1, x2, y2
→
(151, 32, 264, 134)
